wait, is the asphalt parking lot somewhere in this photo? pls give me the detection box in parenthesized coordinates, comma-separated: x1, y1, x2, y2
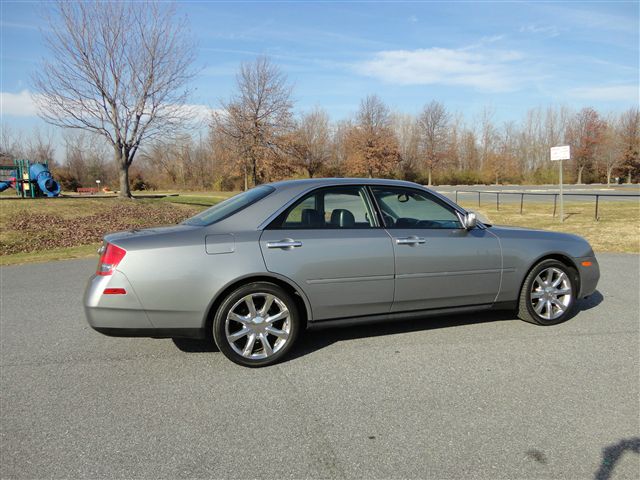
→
(1, 254, 639, 479)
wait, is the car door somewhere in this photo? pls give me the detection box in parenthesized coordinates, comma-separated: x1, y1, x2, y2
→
(260, 185, 395, 321)
(370, 186, 502, 312)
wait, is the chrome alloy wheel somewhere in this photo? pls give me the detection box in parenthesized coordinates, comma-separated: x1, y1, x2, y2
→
(530, 267, 573, 320)
(225, 293, 291, 360)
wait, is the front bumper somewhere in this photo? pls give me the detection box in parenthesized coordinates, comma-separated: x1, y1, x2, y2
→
(576, 256, 600, 298)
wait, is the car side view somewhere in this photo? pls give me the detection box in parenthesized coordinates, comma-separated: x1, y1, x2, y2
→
(84, 178, 600, 367)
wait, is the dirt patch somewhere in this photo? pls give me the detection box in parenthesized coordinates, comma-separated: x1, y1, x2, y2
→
(1, 201, 200, 255)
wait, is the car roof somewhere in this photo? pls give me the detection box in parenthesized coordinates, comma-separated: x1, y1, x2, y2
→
(266, 177, 423, 191)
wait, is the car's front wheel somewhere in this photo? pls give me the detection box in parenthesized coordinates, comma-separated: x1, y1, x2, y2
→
(212, 282, 300, 367)
(518, 259, 578, 325)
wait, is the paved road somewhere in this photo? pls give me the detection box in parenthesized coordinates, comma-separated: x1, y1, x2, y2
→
(435, 185, 640, 205)
(1, 255, 639, 479)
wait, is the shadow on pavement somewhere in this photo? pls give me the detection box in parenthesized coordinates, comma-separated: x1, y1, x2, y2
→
(289, 309, 514, 361)
(578, 290, 604, 312)
(170, 292, 603, 357)
(594, 437, 640, 480)
(172, 337, 218, 353)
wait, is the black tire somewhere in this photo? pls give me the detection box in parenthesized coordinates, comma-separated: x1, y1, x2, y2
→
(212, 282, 300, 367)
(518, 259, 578, 325)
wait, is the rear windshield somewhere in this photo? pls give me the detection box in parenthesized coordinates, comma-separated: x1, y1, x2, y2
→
(182, 186, 275, 226)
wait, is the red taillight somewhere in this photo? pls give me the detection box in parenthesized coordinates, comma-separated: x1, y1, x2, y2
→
(103, 288, 127, 295)
(97, 243, 126, 276)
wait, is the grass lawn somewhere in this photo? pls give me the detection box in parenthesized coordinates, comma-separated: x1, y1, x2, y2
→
(462, 200, 640, 254)
(1, 191, 638, 266)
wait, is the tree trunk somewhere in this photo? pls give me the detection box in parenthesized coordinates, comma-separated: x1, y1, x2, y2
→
(427, 167, 432, 186)
(118, 165, 131, 198)
(243, 163, 248, 191)
(606, 168, 612, 187)
(114, 148, 132, 198)
(576, 165, 584, 185)
(252, 158, 258, 186)
(628, 170, 632, 184)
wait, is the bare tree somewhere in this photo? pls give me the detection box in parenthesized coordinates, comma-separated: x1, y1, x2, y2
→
(391, 112, 420, 179)
(286, 108, 331, 178)
(566, 108, 606, 184)
(215, 56, 294, 188)
(32, 1, 196, 197)
(345, 95, 400, 178)
(618, 107, 640, 183)
(417, 101, 449, 185)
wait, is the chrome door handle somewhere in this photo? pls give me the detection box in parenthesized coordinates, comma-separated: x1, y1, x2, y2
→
(266, 240, 303, 249)
(395, 236, 426, 245)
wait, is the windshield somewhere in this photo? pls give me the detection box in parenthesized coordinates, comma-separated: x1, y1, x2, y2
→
(182, 186, 275, 226)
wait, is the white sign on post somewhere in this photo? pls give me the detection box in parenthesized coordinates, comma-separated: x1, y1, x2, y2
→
(550, 145, 571, 223)
(550, 145, 571, 161)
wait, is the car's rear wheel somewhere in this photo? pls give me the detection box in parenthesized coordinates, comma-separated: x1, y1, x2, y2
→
(518, 259, 577, 325)
(212, 282, 300, 367)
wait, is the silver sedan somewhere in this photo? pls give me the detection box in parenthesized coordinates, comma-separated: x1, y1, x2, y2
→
(84, 178, 600, 367)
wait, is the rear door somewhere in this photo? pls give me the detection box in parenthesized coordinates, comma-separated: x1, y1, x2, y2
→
(370, 186, 502, 312)
(260, 186, 395, 321)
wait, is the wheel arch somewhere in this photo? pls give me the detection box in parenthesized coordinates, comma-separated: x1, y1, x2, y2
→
(202, 273, 312, 334)
(519, 252, 581, 298)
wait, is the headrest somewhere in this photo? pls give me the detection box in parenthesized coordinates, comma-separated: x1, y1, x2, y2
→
(301, 208, 323, 227)
(330, 209, 355, 228)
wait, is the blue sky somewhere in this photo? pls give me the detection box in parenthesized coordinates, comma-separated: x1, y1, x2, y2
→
(1, 0, 638, 140)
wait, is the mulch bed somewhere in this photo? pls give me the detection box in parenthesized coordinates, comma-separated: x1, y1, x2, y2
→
(1, 202, 200, 255)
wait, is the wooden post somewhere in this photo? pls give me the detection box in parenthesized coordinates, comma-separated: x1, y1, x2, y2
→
(559, 160, 564, 223)
(520, 193, 524, 214)
(553, 194, 557, 218)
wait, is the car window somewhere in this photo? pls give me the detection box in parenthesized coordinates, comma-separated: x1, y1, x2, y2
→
(272, 186, 376, 229)
(371, 186, 462, 229)
(183, 186, 275, 226)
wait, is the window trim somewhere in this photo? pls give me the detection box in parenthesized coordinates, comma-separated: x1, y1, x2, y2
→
(368, 185, 465, 230)
(265, 185, 382, 230)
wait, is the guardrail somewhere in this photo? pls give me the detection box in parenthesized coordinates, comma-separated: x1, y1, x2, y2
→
(453, 190, 640, 220)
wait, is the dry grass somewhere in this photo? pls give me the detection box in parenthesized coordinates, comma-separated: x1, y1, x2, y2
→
(460, 200, 640, 254)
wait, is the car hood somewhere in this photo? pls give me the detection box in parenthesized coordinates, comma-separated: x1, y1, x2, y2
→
(487, 224, 593, 253)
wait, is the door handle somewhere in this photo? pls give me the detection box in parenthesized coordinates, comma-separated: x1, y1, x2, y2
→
(395, 236, 426, 246)
(266, 239, 303, 249)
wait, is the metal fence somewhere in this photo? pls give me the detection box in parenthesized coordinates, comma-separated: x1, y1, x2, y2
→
(453, 190, 640, 220)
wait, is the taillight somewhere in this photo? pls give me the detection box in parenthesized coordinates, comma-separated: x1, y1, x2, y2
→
(96, 243, 126, 276)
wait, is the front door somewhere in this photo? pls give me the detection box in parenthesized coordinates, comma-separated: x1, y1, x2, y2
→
(260, 185, 395, 320)
(370, 186, 502, 312)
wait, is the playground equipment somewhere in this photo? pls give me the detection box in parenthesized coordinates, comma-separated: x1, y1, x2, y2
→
(0, 159, 61, 197)
(0, 159, 61, 198)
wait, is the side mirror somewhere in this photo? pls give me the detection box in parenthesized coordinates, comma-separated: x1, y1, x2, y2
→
(463, 212, 477, 230)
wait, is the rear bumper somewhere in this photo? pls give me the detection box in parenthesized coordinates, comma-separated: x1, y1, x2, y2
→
(576, 255, 600, 298)
(84, 271, 154, 331)
(91, 326, 205, 339)
(84, 272, 206, 339)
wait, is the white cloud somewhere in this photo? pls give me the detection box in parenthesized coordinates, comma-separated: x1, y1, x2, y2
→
(569, 84, 639, 102)
(173, 103, 220, 123)
(519, 24, 560, 37)
(0, 90, 217, 122)
(356, 47, 526, 92)
(0, 90, 39, 117)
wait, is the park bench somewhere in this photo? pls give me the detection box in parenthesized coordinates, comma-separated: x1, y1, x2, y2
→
(76, 187, 98, 195)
